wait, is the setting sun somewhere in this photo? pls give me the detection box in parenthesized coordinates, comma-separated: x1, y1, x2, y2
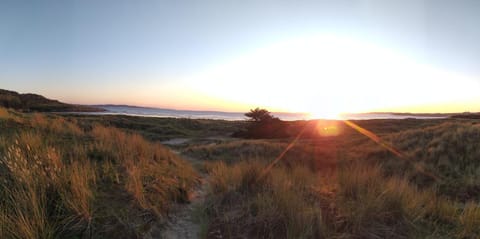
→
(308, 110, 342, 120)
(185, 34, 480, 115)
(315, 120, 342, 136)
(2, 1, 480, 238)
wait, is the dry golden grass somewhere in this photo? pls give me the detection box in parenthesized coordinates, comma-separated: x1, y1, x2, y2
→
(2, 111, 479, 238)
(357, 121, 480, 200)
(0, 111, 198, 238)
(459, 202, 480, 237)
(198, 120, 480, 238)
(204, 159, 480, 238)
(0, 107, 9, 119)
(1, 182, 54, 239)
(0, 107, 23, 123)
(1, 141, 58, 239)
(204, 160, 326, 238)
(59, 160, 96, 231)
(91, 125, 198, 213)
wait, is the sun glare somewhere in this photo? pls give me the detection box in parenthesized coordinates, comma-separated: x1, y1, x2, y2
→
(308, 110, 342, 120)
(315, 120, 342, 137)
(187, 34, 480, 114)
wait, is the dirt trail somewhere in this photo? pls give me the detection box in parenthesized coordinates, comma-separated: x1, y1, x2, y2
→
(161, 177, 207, 239)
(149, 152, 208, 239)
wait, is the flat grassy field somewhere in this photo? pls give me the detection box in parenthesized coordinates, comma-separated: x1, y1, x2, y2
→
(1, 107, 479, 238)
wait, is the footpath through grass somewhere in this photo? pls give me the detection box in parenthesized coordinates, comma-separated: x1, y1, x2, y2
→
(184, 119, 480, 238)
(0, 108, 198, 238)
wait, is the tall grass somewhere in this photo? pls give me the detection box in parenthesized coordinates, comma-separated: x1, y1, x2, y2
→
(199, 120, 480, 238)
(0, 140, 59, 239)
(59, 160, 96, 233)
(358, 122, 480, 200)
(204, 160, 326, 238)
(0, 107, 23, 125)
(0, 112, 198, 238)
(1, 182, 54, 239)
(184, 139, 337, 171)
(204, 159, 480, 238)
(91, 125, 198, 214)
(0, 107, 10, 119)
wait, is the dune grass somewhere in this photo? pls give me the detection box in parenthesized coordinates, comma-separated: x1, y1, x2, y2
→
(0, 109, 198, 238)
(202, 158, 480, 238)
(194, 120, 480, 238)
(67, 114, 244, 141)
(339, 121, 480, 200)
(2, 107, 479, 238)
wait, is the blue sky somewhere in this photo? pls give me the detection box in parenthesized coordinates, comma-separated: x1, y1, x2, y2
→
(1, 0, 479, 113)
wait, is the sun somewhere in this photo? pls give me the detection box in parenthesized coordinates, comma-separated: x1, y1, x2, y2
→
(308, 110, 342, 120)
(187, 34, 480, 114)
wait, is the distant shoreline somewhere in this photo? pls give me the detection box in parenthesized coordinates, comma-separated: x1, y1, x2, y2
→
(71, 105, 453, 121)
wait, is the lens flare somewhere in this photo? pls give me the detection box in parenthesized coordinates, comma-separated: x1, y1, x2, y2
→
(315, 120, 342, 137)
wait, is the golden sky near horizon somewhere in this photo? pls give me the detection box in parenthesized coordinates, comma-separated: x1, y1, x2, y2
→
(182, 35, 480, 117)
(2, 1, 480, 116)
(10, 33, 480, 117)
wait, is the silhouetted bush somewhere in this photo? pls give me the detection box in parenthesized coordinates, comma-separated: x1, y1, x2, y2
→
(233, 108, 289, 138)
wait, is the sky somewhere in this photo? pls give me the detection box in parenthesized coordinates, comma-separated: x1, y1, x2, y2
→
(1, 0, 480, 116)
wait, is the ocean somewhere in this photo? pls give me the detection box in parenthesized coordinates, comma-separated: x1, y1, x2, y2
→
(90, 105, 447, 121)
(93, 105, 308, 121)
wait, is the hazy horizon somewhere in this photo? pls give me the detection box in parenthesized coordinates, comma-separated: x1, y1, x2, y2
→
(2, 0, 480, 117)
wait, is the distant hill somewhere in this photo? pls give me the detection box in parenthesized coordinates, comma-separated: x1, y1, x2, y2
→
(451, 112, 480, 119)
(366, 112, 456, 117)
(0, 89, 104, 112)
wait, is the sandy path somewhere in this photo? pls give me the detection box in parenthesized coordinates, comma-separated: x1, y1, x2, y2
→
(160, 177, 207, 239)
(148, 152, 208, 239)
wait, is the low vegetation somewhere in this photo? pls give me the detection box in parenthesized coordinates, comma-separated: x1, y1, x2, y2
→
(0, 108, 198, 238)
(68, 114, 244, 141)
(233, 107, 288, 138)
(189, 118, 480, 238)
(2, 105, 479, 238)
